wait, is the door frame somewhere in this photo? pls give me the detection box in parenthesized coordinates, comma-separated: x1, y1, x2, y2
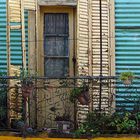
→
(38, 6, 76, 77)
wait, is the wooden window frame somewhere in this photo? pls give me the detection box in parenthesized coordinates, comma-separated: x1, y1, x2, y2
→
(38, 6, 75, 77)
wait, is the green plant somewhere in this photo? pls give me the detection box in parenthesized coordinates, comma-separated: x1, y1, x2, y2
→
(73, 124, 87, 138)
(69, 86, 84, 103)
(75, 111, 139, 136)
(74, 111, 113, 136)
(20, 68, 34, 86)
(0, 71, 7, 128)
(69, 82, 89, 104)
(120, 71, 134, 81)
(19, 68, 35, 98)
(110, 112, 136, 134)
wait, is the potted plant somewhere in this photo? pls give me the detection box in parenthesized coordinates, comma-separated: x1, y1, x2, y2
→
(54, 114, 73, 134)
(20, 69, 34, 98)
(120, 71, 134, 85)
(69, 84, 90, 105)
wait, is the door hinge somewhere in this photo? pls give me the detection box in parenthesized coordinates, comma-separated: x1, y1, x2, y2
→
(72, 57, 76, 64)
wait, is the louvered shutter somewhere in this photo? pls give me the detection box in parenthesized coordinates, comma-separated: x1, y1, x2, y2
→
(9, 0, 36, 25)
(24, 0, 36, 10)
(91, 0, 110, 111)
(92, 0, 109, 76)
(77, 0, 110, 122)
(7, 0, 31, 125)
(77, 0, 89, 123)
(77, 0, 89, 76)
(9, 0, 21, 23)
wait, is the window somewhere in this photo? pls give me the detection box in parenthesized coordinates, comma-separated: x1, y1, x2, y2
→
(44, 13, 69, 78)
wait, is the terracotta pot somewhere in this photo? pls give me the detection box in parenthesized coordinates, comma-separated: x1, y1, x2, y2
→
(21, 84, 34, 98)
(123, 79, 132, 85)
(78, 91, 90, 105)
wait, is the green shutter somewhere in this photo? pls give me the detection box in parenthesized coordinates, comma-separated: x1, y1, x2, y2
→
(0, 0, 28, 72)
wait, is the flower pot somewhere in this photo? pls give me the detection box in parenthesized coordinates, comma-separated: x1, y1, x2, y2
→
(123, 79, 132, 85)
(56, 121, 73, 134)
(78, 91, 90, 105)
(21, 84, 34, 98)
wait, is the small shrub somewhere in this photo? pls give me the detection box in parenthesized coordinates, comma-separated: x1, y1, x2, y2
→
(75, 111, 139, 136)
(120, 71, 134, 81)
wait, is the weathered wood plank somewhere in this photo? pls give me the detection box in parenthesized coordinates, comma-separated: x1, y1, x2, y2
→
(24, 0, 36, 10)
(38, 0, 77, 6)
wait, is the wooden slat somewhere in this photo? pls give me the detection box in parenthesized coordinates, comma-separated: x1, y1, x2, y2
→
(9, 0, 21, 22)
(24, 0, 36, 10)
(38, 0, 77, 6)
(9, 0, 36, 23)
(10, 25, 21, 30)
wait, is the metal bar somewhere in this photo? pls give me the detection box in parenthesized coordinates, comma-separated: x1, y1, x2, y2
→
(88, 0, 92, 76)
(6, 0, 11, 128)
(45, 34, 69, 37)
(21, 0, 27, 70)
(34, 0, 38, 129)
(72, 8, 77, 130)
(45, 56, 69, 59)
(88, 0, 93, 113)
(99, 0, 103, 111)
(0, 75, 119, 80)
(3, 75, 140, 80)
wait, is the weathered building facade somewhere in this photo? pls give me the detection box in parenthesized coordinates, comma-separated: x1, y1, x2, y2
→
(28, 0, 115, 127)
(0, 0, 115, 128)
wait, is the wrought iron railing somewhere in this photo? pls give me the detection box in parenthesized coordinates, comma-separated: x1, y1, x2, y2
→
(0, 76, 140, 135)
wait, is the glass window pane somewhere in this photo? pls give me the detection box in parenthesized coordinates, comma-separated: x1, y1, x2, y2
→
(44, 13, 69, 78)
(45, 14, 56, 34)
(55, 14, 69, 34)
(45, 58, 69, 78)
(45, 14, 68, 34)
(44, 37, 68, 56)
